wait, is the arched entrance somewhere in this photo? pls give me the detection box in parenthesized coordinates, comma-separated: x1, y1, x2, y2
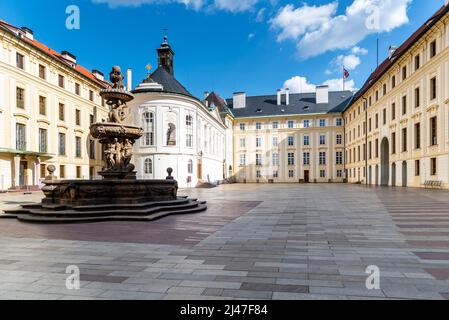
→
(402, 161, 407, 187)
(380, 138, 390, 186)
(392, 163, 396, 187)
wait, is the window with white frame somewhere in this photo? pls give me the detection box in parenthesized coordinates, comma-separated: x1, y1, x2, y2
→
(240, 138, 246, 148)
(288, 136, 294, 146)
(303, 120, 310, 128)
(186, 115, 193, 148)
(188, 159, 193, 174)
(142, 111, 154, 146)
(288, 153, 295, 166)
(272, 122, 279, 129)
(336, 151, 343, 165)
(288, 170, 294, 178)
(272, 137, 278, 147)
(319, 152, 326, 165)
(273, 170, 279, 178)
(288, 120, 294, 129)
(320, 134, 326, 145)
(272, 153, 279, 166)
(320, 170, 326, 178)
(304, 135, 309, 146)
(336, 134, 342, 145)
(240, 123, 246, 131)
(144, 158, 153, 174)
(303, 152, 310, 165)
(256, 154, 262, 166)
(319, 119, 326, 127)
(337, 170, 343, 178)
(256, 122, 262, 130)
(336, 118, 343, 126)
(240, 154, 246, 166)
(256, 137, 262, 148)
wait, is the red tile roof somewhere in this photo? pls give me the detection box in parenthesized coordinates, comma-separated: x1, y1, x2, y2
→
(348, 4, 449, 110)
(0, 19, 109, 88)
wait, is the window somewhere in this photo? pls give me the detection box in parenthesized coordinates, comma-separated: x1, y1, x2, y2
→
(40, 164, 46, 179)
(383, 108, 386, 125)
(304, 135, 310, 146)
(240, 138, 246, 148)
(142, 111, 154, 146)
(336, 118, 343, 126)
(431, 158, 437, 176)
(320, 134, 326, 145)
(75, 109, 81, 126)
(256, 154, 262, 166)
(368, 118, 372, 132)
(415, 87, 420, 108)
(272, 137, 278, 147)
(16, 52, 24, 69)
(288, 153, 295, 166)
(272, 122, 279, 129)
(39, 96, 46, 116)
(186, 115, 193, 148)
(303, 120, 310, 128)
(60, 165, 66, 179)
(75, 83, 81, 95)
(273, 170, 279, 178)
(89, 140, 95, 160)
(256, 137, 262, 148)
(319, 152, 326, 165)
(256, 122, 262, 130)
(75, 137, 82, 158)
(59, 103, 65, 121)
(76, 166, 82, 179)
(368, 141, 372, 159)
(415, 55, 420, 70)
(272, 153, 279, 166)
(58, 74, 65, 88)
(402, 96, 407, 115)
(375, 139, 379, 157)
(402, 128, 407, 152)
(239, 154, 246, 166)
(336, 152, 343, 165)
(415, 160, 420, 176)
(430, 77, 437, 100)
(256, 171, 262, 179)
(320, 170, 326, 178)
(89, 90, 94, 102)
(430, 40, 437, 58)
(144, 158, 153, 174)
(16, 123, 26, 151)
(336, 134, 342, 145)
(39, 65, 46, 80)
(39, 128, 47, 153)
(383, 84, 387, 95)
(392, 75, 396, 88)
(16, 87, 25, 109)
(288, 136, 294, 146)
(391, 103, 396, 120)
(402, 66, 407, 80)
(414, 123, 421, 149)
(375, 91, 379, 101)
(319, 119, 326, 127)
(430, 117, 437, 146)
(188, 160, 193, 174)
(58, 133, 66, 156)
(288, 121, 294, 129)
(303, 152, 310, 165)
(337, 170, 343, 178)
(375, 114, 379, 129)
(240, 123, 246, 131)
(392, 132, 396, 154)
(90, 114, 94, 125)
(288, 170, 294, 178)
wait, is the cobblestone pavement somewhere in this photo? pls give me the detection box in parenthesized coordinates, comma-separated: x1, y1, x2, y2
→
(1, 184, 449, 300)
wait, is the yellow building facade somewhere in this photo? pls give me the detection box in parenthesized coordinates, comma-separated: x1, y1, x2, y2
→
(0, 21, 108, 191)
(344, 5, 449, 189)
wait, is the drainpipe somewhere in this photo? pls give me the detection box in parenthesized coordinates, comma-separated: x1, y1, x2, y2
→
(363, 97, 368, 186)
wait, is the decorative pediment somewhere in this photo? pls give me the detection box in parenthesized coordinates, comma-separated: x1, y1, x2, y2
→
(426, 104, 439, 113)
(400, 118, 408, 126)
(37, 118, 50, 125)
(412, 112, 422, 120)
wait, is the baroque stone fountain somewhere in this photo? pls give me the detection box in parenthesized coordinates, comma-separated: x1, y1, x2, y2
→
(1, 67, 207, 223)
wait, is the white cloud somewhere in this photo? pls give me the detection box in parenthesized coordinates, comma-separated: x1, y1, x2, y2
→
(271, 0, 411, 58)
(351, 46, 368, 55)
(283, 75, 356, 93)
(248, 33, 255, 40)
(256, 7, 266, 22)
(335, 54, 361, 70)
(214, 0, 259, 12)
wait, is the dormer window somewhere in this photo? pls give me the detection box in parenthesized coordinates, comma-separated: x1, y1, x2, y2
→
(303, 106, 310, 111)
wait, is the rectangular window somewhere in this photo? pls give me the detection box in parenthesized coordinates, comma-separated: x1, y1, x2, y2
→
(256, 122, 262, 130)
(319, 152, 326, 166)
(369, 141, 372, 159)
(415, 87, 420, 108)
(40, 164, 46, 179)
(16, 123, 26, 151)
(273, 170, 279, 178)
(320, 170, 326, 178)
(272, 122, 279, 129)
(402, 96, 407, 115)
(319, 119, 326, 127)
(392, 132, 396, 154)
(240, 123, 246, 131)
(272, 137, 278, 147)
(392, 76, 396, 88)
(415, 55, 420, 70)
(320, 134, 326, 145)
(58, 74, 65, 88)
(414, 123, 421, 149)
(239, 154, 246, 166)
(383, 108, 386, 125)
(430, 40, 437, 58)
(240, 138, 246, 148)
(75, 137, 82, 158)
(288, 153, 295, 166)
(76, 166, 82, 179)
(16, 87, 25, 109)
(288, 136, 294, 146)
(39, 128, 47, 153)
(256, 137, 262, 148)
(336, 134, 342, 145)
(336, 151, 343, 165)
(415, 160, 420, 176)
(288, 170, 294, 178)
(375, 139, 379, 158)
(272, 153, 279, 166)
(59, 103, 65, 121)
(402, 128, 407, 152)
(402, 66, 407, 80)
(39, 64, 46, 80)
(16, 52, 24, 69)
(368, 118, 372, 132)
(256, 154, 262, 166)
(430, 116, 437, 146)
(431, 158, 437, 176)
(392, 103, 396, 120)
(288, 121, 294, 129)
(58, 133, 66, 156)
(89, 90, 94, 102)
(337, 170, 343, 178)
(303, 120, 310, 128)
(375, 114, 379, 129)
(383, 84, 387, 95)
(75, 109, 81, 126)
(303, 152, 310, 166)
(304, 135, 310, 146)
(256, 171, 261, 179)
(39, 96, 46, 116)
(336, 118, 343, 126)
(60, 165, 65, 179)
(89, 140, 95, 160)
(430, 77, 437, 100)
(75, 83, 81, 95)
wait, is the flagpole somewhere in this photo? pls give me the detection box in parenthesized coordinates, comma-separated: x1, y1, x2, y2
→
(342, 65, 345, 91)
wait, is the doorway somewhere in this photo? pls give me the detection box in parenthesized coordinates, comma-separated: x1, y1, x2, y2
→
(380, 137, 390, 186)
(197, 159, 202, 180)
(391, 163, 396, 187)
(402, 161, 407, 187)
(304, 170, 310, 183)
(19, 161, 27, 188)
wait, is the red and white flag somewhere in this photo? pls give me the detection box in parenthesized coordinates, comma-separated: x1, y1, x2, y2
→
(343, 67, 350, 80)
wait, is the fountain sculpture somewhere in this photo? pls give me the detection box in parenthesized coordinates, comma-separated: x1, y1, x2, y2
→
(1, 67, 207, 223)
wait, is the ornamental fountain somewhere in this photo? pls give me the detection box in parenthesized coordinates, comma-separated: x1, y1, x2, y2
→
(1, 67, 207, 223)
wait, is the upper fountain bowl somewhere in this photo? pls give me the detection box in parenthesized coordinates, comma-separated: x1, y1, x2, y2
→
(100, 88, 134, 103)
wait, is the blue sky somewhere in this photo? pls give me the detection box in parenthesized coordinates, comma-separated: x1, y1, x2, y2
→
(0, 0, 444, 98)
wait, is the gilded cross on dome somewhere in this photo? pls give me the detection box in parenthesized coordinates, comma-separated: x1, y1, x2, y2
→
(145, 64, 152, 77)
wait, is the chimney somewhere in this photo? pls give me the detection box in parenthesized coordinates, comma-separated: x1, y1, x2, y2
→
(233, 92, 246, 109)
(204, 91, 209, 99)
(126, 69, 132, 92)
(92, 69, 104, 81)
(285, 88, 290, 106)
(388, 45, 398, 59)
(21, 27, 34, 40)
(61, 51, 77, 66)
(316, 85, 329, 104)
(277, 89, 282, 106)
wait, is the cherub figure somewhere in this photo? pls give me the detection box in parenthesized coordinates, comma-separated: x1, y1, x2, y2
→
(109, 66, 124, 89)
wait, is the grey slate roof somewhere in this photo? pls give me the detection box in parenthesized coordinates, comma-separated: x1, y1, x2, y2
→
(135, 67, 193, 97)
(226, 91, 354, 118)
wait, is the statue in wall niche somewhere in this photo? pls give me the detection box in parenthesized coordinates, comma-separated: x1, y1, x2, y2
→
(167, 123, 176, 146)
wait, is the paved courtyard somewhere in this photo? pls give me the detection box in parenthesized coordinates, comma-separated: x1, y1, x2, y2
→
(1, 184, 449, 300)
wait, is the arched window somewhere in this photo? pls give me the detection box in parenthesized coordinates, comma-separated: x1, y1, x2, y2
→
(188, 159, 193, 174)
(186, 115, 193, 148)
(144, 158, 153, 174)
(142, 111, 154, 146)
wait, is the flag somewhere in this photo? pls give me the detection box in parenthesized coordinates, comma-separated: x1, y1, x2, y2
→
(343, 67, 350, 80)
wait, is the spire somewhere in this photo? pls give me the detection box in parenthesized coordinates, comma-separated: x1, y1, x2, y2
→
(157, 34, 175, 76)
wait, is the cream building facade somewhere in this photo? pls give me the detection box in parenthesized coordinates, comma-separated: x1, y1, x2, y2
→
(0, 20, 108, 191)
(344, 4, 449, 189)
(228, 87, 350, 184)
